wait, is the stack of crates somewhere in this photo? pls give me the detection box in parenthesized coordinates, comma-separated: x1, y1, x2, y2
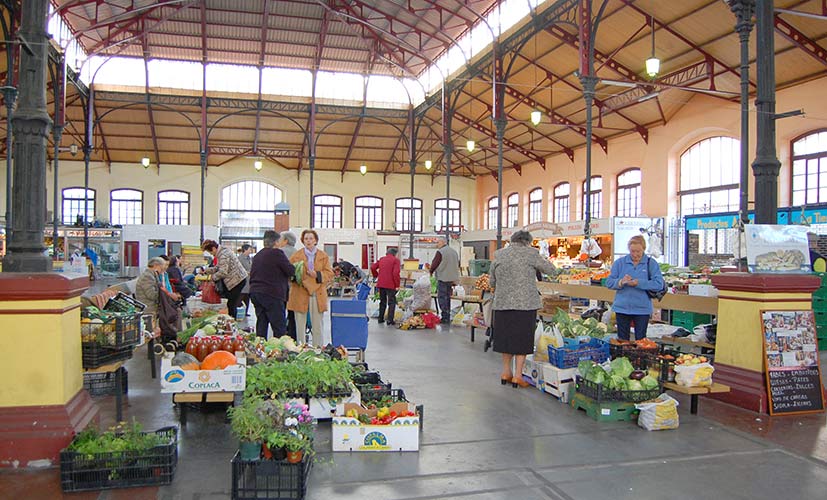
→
(812, 273, 827, 351)
(670, 310, 712, 331)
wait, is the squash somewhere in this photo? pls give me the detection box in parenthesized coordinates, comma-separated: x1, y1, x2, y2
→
(200, 350, 237, 370)
(171, 352, 200, 370)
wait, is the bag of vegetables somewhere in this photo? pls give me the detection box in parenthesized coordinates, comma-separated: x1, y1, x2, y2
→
(636, 394, 680, 431)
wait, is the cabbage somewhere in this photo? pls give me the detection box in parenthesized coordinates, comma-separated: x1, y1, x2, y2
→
(578, 360, 596, 378)
(626, 379, 644, 391)
(607, 374, 627, 390)
(585, 365, 607, 384)
(610, 357, 634, 379)
(640, 375, 659, 390)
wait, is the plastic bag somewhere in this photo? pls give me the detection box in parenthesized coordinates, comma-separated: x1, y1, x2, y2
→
(366, 299, 380, 318)
(413, 274, 431, 290)
(201, 281, 221, 304)
(674, 362, 714, 388)
(635, 394, 679, 431)
(452, 312, 466, 326)
(454, 285, 466, 296)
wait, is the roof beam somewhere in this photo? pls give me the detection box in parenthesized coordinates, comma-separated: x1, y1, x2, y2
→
(545, 23, 644, 84)
(142, 37, 161, 174)
(92, 105, 112, 169)
(451, 113, 525, 175)
(774, 13, 827, 68)
(84, 0, 197, 55)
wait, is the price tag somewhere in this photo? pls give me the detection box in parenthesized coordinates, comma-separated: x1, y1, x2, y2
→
(601, 409, 611, 416)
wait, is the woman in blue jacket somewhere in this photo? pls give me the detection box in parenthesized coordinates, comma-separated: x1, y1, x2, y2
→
(605, 235, 665, 340)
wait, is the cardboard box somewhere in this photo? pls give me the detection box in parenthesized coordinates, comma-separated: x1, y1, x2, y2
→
(542, 364, 577, 403)
(332, 402, 420, 452)
(307, 386, 361, 420)
(522, 355, 552, 391)
(160, 353, 246, 393)
(688, 284, 718, 297)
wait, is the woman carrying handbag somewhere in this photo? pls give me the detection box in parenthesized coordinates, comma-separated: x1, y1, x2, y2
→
(201, 239, 248, 319)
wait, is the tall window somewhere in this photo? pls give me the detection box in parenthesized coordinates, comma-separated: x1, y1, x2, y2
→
(158, 190, 190, 225)
(434, 198, 461, 231)
(582, 176, 602, 219)
(313, 194, 342, 229)
(395, 198, 422, 232)
(616, 169, 641, 217)
(355, 196, 383, 230)
(792, 130, 827, 206)
(680, 136, 740, 216)
(486, 197, 499, 229)
(110, 189, 143, 225)
(220, 181, 282, 240)
(553, 183, 570, 223)
(506, 193, 519, 227)
(528, 188, 543, 223)
(62, 187, 95, 225)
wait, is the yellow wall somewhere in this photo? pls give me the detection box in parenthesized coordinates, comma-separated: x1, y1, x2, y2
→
(2, 159, 476, 232)
(475, 76, 827, 228)
(0, 299, 83, 407)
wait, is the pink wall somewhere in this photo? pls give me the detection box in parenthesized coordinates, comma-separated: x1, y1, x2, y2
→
(476, 76, 827, 229)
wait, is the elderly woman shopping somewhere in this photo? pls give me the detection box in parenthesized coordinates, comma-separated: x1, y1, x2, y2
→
(605, 235, 665, 340)
(490, 230, 557, 388)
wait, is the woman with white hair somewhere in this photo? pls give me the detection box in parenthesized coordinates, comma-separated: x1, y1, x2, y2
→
(490, 230, 557, 388)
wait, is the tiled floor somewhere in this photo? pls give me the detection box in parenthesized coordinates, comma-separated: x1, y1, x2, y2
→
(2, 302, 826, 499)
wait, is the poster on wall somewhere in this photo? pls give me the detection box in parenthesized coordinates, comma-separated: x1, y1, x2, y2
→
(745, 225, 810, 273)
(613, 217, 665, 259)
(760, 310, 825, 416)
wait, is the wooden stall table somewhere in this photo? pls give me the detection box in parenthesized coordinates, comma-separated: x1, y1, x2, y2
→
(657, 336, 716, 355)
(172, 391, 239, 426)
(84, 360, 126, 422)
(663, 382, 730, 415)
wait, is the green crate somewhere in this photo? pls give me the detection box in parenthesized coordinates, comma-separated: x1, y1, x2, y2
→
(814, 272, 827, 285)
(671, 310, 712, 329)
(570, 392, 639, 422)
(819, 337, 827, 351)
(812, 299, 827, 313)
(813, 287, 827, 299)
(815, 311, 827, 327)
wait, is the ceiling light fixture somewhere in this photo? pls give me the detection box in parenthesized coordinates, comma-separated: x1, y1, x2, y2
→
(359, 164, 367, 175)
(254, 159, 263, 171)
(466, 139, 475, 152)
(645, 15, 660, 79)
(600, 79, 638, 88)
(425, 159, 432, 170)
(141, 156, 150, 169)
(530, 110, 542, 126)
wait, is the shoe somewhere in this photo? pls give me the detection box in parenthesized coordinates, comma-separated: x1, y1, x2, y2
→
(387, 321, 396, 326)
(500, 373, 513, 385)
(440, 319, 450, 324)
(511, 377, 530, 388)
(378, 320, 384, 324)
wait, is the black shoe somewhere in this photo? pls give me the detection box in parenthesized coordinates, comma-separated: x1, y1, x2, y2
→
(378, 319, 385, 324)
(387, 321, 396, 326)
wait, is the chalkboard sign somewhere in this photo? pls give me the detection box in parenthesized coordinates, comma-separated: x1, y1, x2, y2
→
(760, 310, 825, 416)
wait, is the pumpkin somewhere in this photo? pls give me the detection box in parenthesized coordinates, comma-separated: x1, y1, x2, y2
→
(200, 350, 237, 370)
(171, 352, 201, 370)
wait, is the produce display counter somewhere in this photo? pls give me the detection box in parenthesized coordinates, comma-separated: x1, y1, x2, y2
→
(536, 282, 719, 316)
(663, 381, 731, 414)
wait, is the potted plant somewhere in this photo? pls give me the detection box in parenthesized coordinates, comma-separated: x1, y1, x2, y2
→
(258, 399, 315, 462)
(227, 397, 266, 460)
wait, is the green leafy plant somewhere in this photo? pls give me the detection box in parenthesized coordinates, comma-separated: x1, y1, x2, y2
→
(244, 354, 355, 398)
(227, 397, 266, 443)
(69, 420, 167, 458)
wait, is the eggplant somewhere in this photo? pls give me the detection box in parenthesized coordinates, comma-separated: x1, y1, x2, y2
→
(629, 370, 646, 381)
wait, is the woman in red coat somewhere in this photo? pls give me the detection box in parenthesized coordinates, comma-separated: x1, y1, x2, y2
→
(370, 248, 401, 325)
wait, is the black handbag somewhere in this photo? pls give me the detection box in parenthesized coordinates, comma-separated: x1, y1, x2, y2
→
(214, 278, 229, 298)
(157, 285, 181, 343)
(646, 257, 668, 301)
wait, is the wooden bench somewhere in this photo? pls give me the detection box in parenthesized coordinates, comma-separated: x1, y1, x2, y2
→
(85, 360, 127, 421)
(663, 381, 731, 414)
(172, 391, 239, 425)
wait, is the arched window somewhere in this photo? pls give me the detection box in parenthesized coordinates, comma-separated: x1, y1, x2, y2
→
(62, 187, 95, 225)
(486, 197, 499, 229)
(679, 136, 740, 216)
(355, 196, 383, 230)
(792, 130, 827, 206)
(616, 169, 641, 217)
(158, 190, 189, 225)
(506, 193, 519, 227)
(582, 176, 602, 219)
(434, 198, 461, 231)
(553, 183, 570, 223)
(528, 188, 543, 223)
(395, 198, 422, 232)
(313, 194, 342, 229)
(220, 181, 283, 240)
(110, 189, 143, 225)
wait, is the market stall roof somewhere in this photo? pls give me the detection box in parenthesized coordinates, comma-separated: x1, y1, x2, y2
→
(0, 0, 825, 178)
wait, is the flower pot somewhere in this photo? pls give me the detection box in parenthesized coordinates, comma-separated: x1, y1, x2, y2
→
(286, 450, 303, 464)
(261, 443, 273, 460)
(273, 446, 287, 461)
(239, 441, 261, 461)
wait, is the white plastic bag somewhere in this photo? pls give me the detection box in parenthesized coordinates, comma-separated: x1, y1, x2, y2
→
(674, 363, 714, 388)
(452, 312, 466, 326)
(366, 299, 380, 318)
(636, 394, 679, 431)
(413, 274, 431, 290)
(453, 285, 466, 296)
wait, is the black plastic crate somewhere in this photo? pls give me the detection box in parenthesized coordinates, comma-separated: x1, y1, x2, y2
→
(361, 387, 406, 406)
(231, 451, 312, 500)
(82, 344, 133, 369)
(80, 313, 142, 348)
(103, 292, 147, 313)
(83, 367, 128, 396)
(60, 426, 178, 493)
(352, 370, 382, 385)
(608, 342, 661, 361)
(356, 381, 392, 400)
(575, 375, 662, 403)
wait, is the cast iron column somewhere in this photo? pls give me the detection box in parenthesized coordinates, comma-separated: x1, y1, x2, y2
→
(752, 0, 780, 224)
(4, 0, 52, 272)
(728, 0, 755, 225)
(199, 149, 207, 243)
(443, 142, 453, 240)
(495, 118, 506, 248)
(309, 155, 315, 227)
(52, 124, 63, 258)
(409, 159, 415, 258)
(580, 74, 598, 239)
(2, 86, 16, 235)
(82, 142, 91, 249)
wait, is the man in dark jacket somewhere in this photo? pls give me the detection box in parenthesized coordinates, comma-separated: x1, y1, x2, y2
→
(250, 230, 296, 339)
(370, 248, 401, 325)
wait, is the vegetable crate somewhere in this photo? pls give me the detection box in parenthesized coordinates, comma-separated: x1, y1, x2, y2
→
(307, 385, 361, 420)
(670, 310, 712, 330)
(608, 342, 660, 361)
(360, 388, 424, 428)
(547, 338, 609, 369)
(570, 392, 639, 422)
(83, 367, 128, 397)
(60, 427, 178, 493)
(103, 292, 147, 313)
(575, 376, 662, 403)
(81, 344, 134, 370)
(81, 313, 142, 348)
(231, 451, 312, 500)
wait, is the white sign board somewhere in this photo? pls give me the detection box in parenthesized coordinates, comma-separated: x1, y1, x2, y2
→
(745, 225, 810, 273)
(613, 217, 665, 258)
